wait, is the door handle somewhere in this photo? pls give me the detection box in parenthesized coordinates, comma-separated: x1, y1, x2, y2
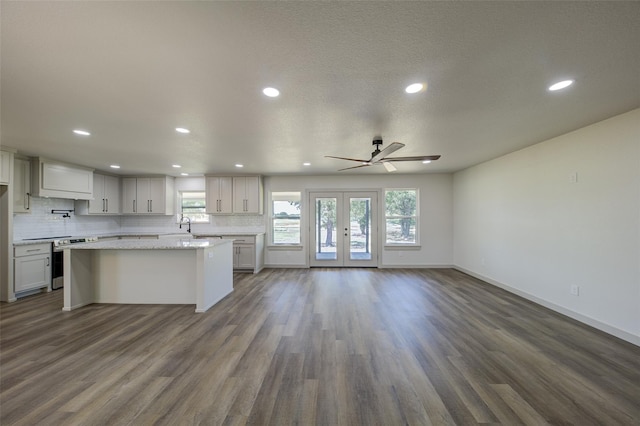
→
(133, 200, 136, 213)
(25, 193, 30, 210)
(46, 257, 50, 267)
(150, 200, 152, 212)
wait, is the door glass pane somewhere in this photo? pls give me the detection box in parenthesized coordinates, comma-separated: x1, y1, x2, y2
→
(315, 197, 337, 260)
(349, 197, 372, 260)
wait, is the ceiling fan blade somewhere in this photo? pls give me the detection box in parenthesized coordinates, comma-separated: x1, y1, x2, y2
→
(338, 164, 371, 171)
(382, 161, 397, 172)
(381, 155, 441, 162)
(371, 142, 405, 163)
(325, 155, 369, 163)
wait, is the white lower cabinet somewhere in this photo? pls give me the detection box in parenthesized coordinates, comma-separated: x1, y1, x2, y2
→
(197, 234, 264, 273)
(14, 244, 51, 293)
(234, 244, 255, 269)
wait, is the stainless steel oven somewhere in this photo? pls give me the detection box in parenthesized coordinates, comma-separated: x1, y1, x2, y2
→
(52, 237, 98, 289)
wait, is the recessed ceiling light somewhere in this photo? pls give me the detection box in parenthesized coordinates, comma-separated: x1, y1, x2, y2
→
(422, 160, 431, 164)
(181, 172, 189, 176)
(548, 80, 574, 91)
(262, 87, 280, 98)
(175, 127, 190, 134)
(110, 164, 121, 169)
(235, 164, 244, 168)
(73, 129, 91, 136)
(172, 164, 181, 168)
(405, 83, 425, 94)
(303, 162, 311, 166)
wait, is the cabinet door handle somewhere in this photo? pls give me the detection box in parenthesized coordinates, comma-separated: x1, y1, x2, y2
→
(133, 200, 136, 213)
(26, 248, 39, 252)
(25, 193, 30, 210)
(46, 257, 50, 267)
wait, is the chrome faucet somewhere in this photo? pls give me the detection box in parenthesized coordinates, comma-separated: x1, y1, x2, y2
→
(179, 215, 192, 233)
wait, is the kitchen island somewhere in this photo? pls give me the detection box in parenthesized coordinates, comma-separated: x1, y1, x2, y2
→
(63, 238, 233, 313)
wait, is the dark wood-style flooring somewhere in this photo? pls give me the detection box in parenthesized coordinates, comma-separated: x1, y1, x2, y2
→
(1, 268, 639, 425)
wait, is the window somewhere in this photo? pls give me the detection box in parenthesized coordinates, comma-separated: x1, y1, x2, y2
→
(385, 189, 418, 244)
(179, 191, 209, 223)
(271, 192, 301, 244)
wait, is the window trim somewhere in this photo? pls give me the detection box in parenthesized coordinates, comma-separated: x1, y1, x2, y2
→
(384, 188, 419, 246)
(177, 190, 210, 224)
(270, 191, 302, 246)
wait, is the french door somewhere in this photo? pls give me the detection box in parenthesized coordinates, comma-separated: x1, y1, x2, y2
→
(309, 191, 378, 267)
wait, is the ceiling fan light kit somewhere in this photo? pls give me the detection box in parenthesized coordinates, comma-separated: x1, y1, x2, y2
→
(326, 137, 441, 172)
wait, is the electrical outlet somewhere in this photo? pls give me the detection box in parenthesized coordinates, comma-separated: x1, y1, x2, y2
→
(570, 285, 580, 296)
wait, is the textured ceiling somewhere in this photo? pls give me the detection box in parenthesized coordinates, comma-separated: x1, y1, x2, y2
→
(1, 1, 639, 176)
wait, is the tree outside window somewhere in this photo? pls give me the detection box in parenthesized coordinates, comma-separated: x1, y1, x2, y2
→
(385, 189, 418, 244)
(180, 191, 209, 223)
(272, 192, 301, 244)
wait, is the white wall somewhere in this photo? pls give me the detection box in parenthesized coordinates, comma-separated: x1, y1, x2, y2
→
(264, 173, 453, 268)
(453, 109, 640, 344)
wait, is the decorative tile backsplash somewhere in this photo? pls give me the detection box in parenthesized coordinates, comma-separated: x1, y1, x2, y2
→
(13, 197, 122, 239)
(13, 196, 265, 240)
(120, 213, 265, 234)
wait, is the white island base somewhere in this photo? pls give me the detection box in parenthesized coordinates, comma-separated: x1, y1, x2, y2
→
(63, 238, 233, 313)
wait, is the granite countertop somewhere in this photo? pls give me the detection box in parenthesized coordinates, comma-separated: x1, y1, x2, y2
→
(192, 232, 265, 237)
(65, 237, 233, 250)
(14, 237, 65, 246)
(15, 231, 264, 246)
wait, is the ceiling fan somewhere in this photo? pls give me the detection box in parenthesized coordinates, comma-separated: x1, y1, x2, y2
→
(326, 137, 441, 172)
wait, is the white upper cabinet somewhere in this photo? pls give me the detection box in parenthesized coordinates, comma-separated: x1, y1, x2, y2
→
(0, 150, 13, 185)
(31, 158, 93, 200)
(232, 176, 263, 214)
(76, 173, 121, 215)
(122, 177, 137, 214)
(205, 177, 233, 214)
(13, 157, 31, 213)
(121, 176, 174, 215)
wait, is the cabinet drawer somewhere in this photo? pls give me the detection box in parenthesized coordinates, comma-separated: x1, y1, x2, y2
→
(15, 243, 51, 257)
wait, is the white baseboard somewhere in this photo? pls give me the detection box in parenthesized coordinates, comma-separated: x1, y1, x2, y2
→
(264, 264, 309, 269)
(379, 264, 454, 269)
(454, 266, 640, 347)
